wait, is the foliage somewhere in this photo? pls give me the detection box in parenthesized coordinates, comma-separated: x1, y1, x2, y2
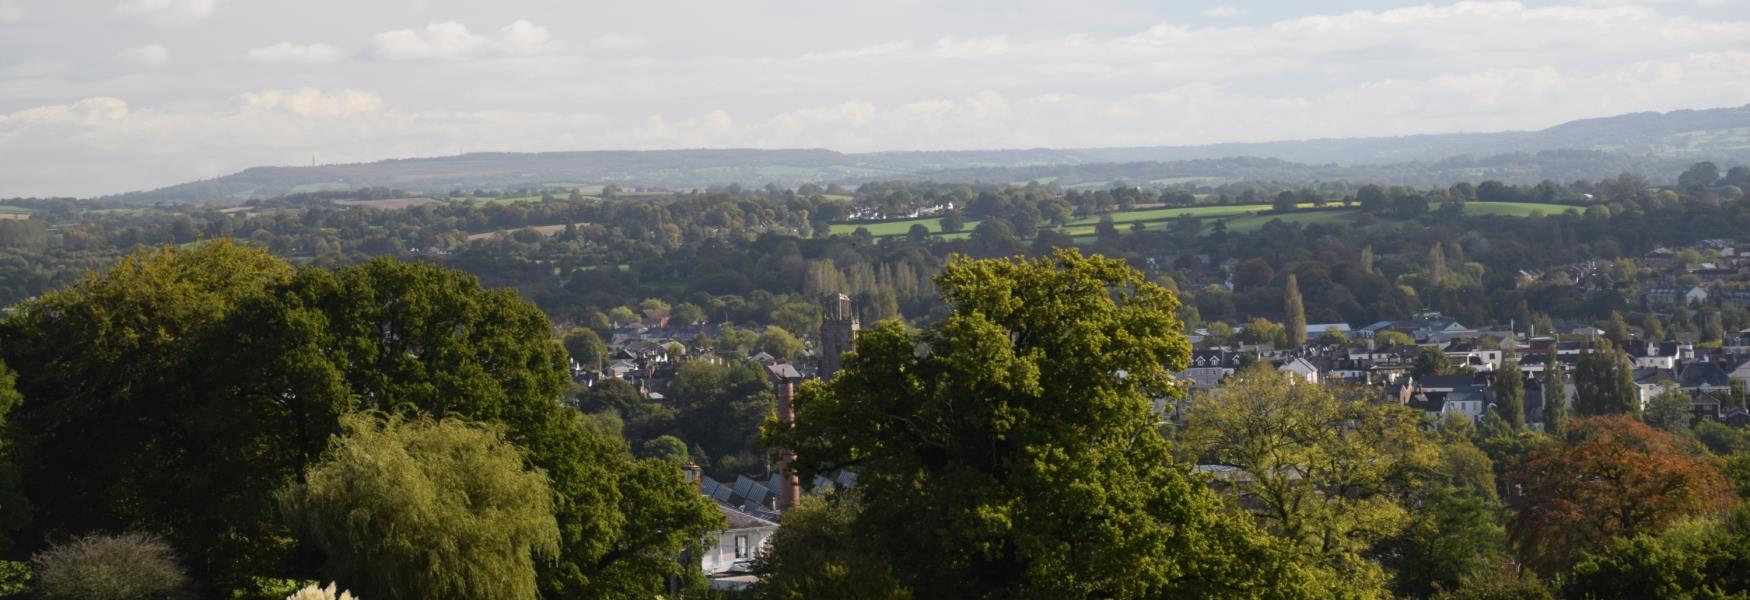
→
(755, 326, 805, 360)
(0, 360, 22, 553)
(1427, 572, 1553, 600)
(0, 246, 721, 598)
(771, 249, 1330, 598)
(1564, 506, 1750, 599)
(751, 495, 911, 600)
(1494, 362, 1525, 429)
(1381, 487, 1507, 598)
(652, 360, 773, 478)
(1644, 384, 1694, 433)
(1178, 366, 1440, 591)
(640, 435, 690, 466)
(1376, 330, 1416, 347)
(1237, 317, 1288, 347)
(31, 532, 188, 600)
(280, 413, 559, 600)
(1285, 274, 1307, 347)
(1573, 341, 1639, 417)
(1508, 416, 1732, 574)
(1695, 420, 1748, 456)
(1414, 347, 1452, 378)
(563, 329, 609, 369)
(0, 241, 296, 590)
(220, 257, 723, 598)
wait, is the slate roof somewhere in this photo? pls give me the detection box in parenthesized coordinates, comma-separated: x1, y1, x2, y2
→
(717, 503, 778, 530)
(1679, 361, 1731, 389)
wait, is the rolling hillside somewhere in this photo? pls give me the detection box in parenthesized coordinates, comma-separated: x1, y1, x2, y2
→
(105, 103, 1750, 204)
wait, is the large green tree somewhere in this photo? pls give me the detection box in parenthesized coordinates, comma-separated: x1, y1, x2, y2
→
(563, 328, 609, 370)
(1493, 362, 1525, 429)
(0, 242, 295, 587)
(0, 360, 23, 553)
(770, 249, 1330, 598)
(1413, 347, 1452, 378)
(1565, 505, 1750, 599)
(1284, 274, 1307, 347)
(1574, 340, 1638, 417)
(1177, 366, 1440, 593)
(280, 413, 561, 600)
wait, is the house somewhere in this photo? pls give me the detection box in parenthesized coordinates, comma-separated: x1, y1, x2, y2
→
(1629, 341, 1688, 370)
(1692, 391, 1727, 423)
(1730, 357, 1750, 389)
(1360, 317, 1475, 343)
(1180, 350, 1246, 389)
(1276, 357, 1321, 384)
(1443, 341, 1503, 372)
(1409, 374, 1492, 423)
(1645, 286, 1708, 308)
(1633, 368, 1678, 411)
(699, 504, 779, 590)
(1440, 389, 1491, 422)
(1678, 361, 1733, 394)
(1416, 374, 1484, 394)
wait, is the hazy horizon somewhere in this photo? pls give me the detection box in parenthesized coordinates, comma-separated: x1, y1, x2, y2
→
(4, 0, 1750, 197)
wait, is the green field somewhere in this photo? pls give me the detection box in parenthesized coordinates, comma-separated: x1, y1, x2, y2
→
(0, 205, 34, 214)
(827, 217, 983, 236)
(826, 200, 1584, 241)
(1458, 201, 1576, 217)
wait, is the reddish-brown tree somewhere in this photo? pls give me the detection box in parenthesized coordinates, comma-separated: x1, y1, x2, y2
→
(1508, 416, 1732, 574)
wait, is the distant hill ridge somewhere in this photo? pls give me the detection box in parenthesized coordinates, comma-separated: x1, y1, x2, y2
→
(109, 103, 1750, 204)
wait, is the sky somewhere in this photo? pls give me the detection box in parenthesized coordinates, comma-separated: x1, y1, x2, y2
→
(3, 0, 1750, 197)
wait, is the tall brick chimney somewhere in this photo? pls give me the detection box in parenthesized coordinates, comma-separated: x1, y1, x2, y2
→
(766, 362, 804, 512)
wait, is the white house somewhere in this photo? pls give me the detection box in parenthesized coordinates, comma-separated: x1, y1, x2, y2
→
(702, 504, 780, 590)
(1277, 357, 1320, 384)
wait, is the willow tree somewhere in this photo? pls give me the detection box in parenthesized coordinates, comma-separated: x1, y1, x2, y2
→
(770, 249, 1335, 598)
(281, 414, 559, 600)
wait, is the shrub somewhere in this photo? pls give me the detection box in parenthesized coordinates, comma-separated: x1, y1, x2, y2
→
(30, 532, 187, 600)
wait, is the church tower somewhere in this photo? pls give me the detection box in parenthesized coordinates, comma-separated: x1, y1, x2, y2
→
(818, 293, 860, 380)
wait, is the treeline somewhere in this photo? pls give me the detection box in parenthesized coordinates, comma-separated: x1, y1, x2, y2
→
(2, 164, 1748, 339)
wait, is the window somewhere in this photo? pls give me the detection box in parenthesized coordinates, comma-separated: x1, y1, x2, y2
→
(734, 535, 749, 558)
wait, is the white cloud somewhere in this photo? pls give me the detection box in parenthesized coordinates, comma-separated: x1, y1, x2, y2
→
(0, 0, 23, 23)
(2, 97, 130, 126)
(496, 19, 563, 56)
(1204, 5, 1246, 18)
(113, 0, 215, 25)
(118, 43, 170, 67)
(368, 20, 562, 60)
(369, 21, 483, 60)
(798, 41, 911, 61)
(247, 42, 346, 64)
(590, 33, 647, 51)
(239, 88, 383, 117)
(932, 36, 1011, 59)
